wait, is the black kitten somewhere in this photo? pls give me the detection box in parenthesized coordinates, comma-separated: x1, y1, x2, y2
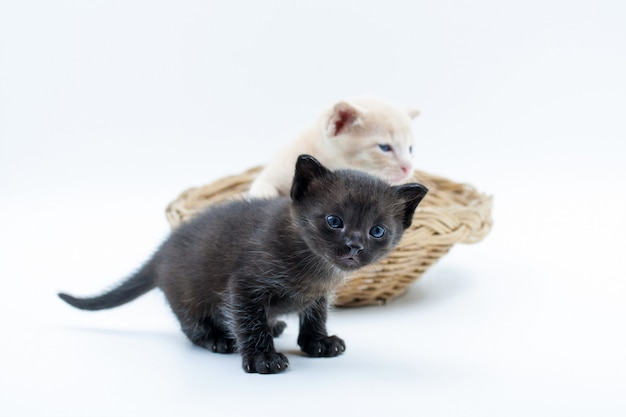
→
(59, 155, 428, 374)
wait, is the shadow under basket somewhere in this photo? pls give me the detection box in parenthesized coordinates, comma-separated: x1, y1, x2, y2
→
(165, 167, 493, 307)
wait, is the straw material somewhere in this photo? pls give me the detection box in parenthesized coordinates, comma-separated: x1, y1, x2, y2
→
(165, 167, 493, 307)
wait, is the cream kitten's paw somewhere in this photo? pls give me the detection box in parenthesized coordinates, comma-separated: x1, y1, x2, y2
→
(248, 180, 280, 198)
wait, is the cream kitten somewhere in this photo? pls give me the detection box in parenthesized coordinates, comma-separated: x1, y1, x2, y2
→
(249, 97, 420, 197)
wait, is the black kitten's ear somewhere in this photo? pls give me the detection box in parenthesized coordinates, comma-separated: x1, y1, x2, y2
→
(394, 183, 429, 229)
(290, 155, 332, 201)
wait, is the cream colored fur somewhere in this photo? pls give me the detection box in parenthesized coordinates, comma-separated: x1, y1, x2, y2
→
(249, 97, 420, 197)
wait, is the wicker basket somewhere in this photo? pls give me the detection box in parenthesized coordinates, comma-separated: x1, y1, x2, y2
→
(165, 167, 493, 307)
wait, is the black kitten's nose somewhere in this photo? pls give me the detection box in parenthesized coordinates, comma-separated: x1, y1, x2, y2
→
(345, 241, 364, 256)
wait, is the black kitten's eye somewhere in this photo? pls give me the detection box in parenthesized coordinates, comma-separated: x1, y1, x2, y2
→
(326, 215, 344, 229)
(370, 225, 386, 238)
(378, 144, 392, 152)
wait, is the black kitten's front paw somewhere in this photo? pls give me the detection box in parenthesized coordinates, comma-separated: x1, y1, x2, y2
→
(242, 352, 289, 374)
(299, 335, 346, 357)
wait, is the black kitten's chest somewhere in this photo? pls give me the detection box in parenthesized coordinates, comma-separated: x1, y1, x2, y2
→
(265, 270, 344, 316)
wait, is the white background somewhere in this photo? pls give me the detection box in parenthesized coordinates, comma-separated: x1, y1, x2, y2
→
(1, 1, 625, 416)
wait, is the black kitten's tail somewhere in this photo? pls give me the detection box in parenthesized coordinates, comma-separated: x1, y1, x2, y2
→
(58, 259, 157, 311)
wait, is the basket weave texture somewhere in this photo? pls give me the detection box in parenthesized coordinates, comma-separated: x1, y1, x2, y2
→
(165, 167, 493, 307)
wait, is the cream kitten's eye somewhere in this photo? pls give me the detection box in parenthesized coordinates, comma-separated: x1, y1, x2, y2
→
(378, 144, 393, 152)
(409, 146, 413, 154)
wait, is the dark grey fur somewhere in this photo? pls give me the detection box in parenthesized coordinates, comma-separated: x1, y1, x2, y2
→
(59, 155, 428, 374)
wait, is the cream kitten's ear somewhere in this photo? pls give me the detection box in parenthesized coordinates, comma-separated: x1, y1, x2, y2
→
(327, 101, 362, 137)
(407, 107, 421, 119)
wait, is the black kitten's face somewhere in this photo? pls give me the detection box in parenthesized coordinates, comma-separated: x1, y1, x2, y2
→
(294, 172, 409, 271)
(318, 210, 397, 271)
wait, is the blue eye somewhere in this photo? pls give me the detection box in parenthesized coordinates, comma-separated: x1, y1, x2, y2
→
(409, 146, 413, 154)
(369, 225, 385, 238)
(326, 215, 344, 229)
(378, 144, 392, 152)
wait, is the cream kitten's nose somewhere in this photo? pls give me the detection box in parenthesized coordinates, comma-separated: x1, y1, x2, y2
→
(401, 164, 413, 175)
(393, 164, 413, 184)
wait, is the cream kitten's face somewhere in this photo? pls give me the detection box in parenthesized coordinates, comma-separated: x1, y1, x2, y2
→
(354, 128, 414, 184)
(324, 98, 418, 185)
